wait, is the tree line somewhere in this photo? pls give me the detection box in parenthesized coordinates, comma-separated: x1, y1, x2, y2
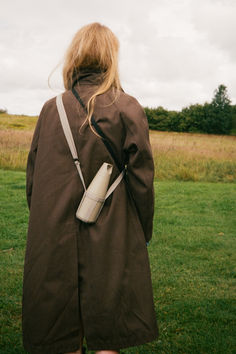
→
(1, 84, 235, 135)
(144, 84, 236, 135)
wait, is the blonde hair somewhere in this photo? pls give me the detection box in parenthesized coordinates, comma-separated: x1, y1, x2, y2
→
(62, 22, 122, 137)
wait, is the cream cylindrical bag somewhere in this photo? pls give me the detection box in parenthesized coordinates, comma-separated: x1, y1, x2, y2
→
(76, 162, 113, 222)
(56, 93, 126, 224)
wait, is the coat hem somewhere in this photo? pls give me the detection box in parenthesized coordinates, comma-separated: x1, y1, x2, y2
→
(86, 329, 159, 351)
(23, 336, 81, 354)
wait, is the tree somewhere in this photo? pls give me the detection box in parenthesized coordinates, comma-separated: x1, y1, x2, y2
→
(181, 104, 205, 133)
(143, 84, 233, 135)
(209, 84, 232, 134)
(0, 107, 7, 114)
(212, 84, 231, 110)
(144, 106, 170, 131)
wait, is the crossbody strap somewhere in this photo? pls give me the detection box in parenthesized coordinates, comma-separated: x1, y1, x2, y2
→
(56, 93, 125, 200)
(56, 94, 86, 191)
(71, 86, 125, 173)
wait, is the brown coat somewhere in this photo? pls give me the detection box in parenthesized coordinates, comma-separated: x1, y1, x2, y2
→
(22, 71, 159, 353)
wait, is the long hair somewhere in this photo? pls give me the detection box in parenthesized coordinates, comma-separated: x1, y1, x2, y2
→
(62, 22, 122, 137)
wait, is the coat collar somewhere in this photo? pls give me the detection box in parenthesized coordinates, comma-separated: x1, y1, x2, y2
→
(72, 68, 105, 87)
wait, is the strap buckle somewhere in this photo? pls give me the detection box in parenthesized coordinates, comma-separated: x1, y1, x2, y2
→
(73, 157, 80, 164)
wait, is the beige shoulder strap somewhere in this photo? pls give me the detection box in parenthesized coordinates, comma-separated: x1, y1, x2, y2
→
(56, 94, 86, 191)
(56, 93, 125, 200)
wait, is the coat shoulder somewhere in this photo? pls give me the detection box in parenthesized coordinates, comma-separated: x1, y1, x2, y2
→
(41, 89, 143, 116)
(40, 89, 80, 113)
(38, 91, 71, 119)
(40, 95, 57, 112)
(115, 90, 145, 114)
(114, 90, 148, 129)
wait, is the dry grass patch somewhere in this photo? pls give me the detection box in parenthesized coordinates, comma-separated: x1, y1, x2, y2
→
(0, 130, 32, 171)
(0, 114, 235, 182)
(150, 131, 236, 182)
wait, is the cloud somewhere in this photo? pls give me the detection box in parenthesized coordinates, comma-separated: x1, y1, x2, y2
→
(191, 0, 236, 60)
(0, 0, 235, 114)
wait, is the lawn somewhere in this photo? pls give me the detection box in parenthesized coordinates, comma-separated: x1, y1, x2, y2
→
(0, 169, 235, 353)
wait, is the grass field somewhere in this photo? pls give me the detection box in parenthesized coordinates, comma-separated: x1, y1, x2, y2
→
(0, 169, 235, 353)
(0, 113, 236, 183)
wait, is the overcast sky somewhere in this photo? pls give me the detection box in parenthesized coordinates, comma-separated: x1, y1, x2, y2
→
(0, 0, 235, 115)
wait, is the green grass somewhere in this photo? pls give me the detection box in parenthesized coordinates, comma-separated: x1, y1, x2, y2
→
(0, 169, 235, 353)
(0, 113, 37, 131)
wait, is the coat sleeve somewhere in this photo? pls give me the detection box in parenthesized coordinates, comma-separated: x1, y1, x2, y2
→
(122, 97, 155, 243)
(26, 104, 45, 210)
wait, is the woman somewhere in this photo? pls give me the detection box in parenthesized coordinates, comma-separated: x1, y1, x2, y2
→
(22, 22, 159, 354)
